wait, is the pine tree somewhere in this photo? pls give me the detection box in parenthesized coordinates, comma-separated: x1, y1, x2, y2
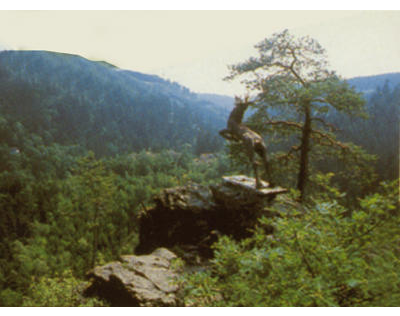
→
(226, 30, 367, 201)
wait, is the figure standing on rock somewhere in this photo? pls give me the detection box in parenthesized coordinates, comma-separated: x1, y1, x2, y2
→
(219, 95, 272, 189)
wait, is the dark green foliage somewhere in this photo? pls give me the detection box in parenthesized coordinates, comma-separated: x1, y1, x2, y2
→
(0, 50, 232, 305)
(201, 58, 398, 305)
(331, 82, 400, 182)
(0, 47, 398, 306)
(22, 270, 108, 307)
(0, 144, 236, 306)
(194, 129, 223, 155)
(0, 50, 227, 156)
(182, 178, 400, 306)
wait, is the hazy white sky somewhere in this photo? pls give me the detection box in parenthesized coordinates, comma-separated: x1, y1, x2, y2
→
(0, 10, 399, 96)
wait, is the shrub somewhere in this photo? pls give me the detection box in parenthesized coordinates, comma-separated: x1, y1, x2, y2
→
(22, 270, 108, 307)
(182, 179, 400, 306)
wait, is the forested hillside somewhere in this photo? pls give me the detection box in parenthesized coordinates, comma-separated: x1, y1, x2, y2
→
(0, 40, 399, 307)
(331, 79, 399, 182)
(0, 50, 231, 306)
(347, 72, 400, 96)
(0, 50, 227, 156)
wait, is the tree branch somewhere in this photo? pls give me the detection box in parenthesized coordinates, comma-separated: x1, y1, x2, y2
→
(275, 145, 301, 163)
(312, 97, 328, 104)
(310, 129, 348, 150)
(311, 117, 339, 132)
(266, 120, 303, 129)
(294, 231, 315, 278)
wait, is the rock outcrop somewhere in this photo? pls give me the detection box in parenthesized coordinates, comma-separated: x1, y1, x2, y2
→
(84, 248, 181, 307)
(135, 175, 287, 259)
(85, 176, 287, 306)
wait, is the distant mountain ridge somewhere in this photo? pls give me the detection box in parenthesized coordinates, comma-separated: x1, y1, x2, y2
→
(347, 72, 400, 96)
(0, 49, 398, 157)
(0, 50, 231, 156)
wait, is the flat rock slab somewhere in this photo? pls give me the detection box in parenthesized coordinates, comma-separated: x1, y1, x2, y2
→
(222, 175, 288, 196)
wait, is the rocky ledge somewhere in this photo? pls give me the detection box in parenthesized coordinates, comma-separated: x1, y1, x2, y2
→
(135, 175, 287, 259)
(84, 176, 287, 306)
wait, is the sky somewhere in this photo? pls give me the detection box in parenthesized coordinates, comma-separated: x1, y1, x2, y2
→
(0, 9, 399, 96)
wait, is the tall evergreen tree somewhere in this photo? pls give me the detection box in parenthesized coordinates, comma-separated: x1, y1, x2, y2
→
(226, 30, 367, 201)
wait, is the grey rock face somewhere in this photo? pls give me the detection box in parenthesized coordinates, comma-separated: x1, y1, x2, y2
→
(135, 176, 287, 257)
(85, 248, 181, 307)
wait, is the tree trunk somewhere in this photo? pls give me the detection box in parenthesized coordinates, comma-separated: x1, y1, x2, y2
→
(91, 207, 99, 268)
(297, 105, 312, 202)
(92, 225, 98, 268)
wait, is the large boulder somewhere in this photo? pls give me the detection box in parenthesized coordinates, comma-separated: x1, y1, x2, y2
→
(84, 248, 181, 307)
(135, 175, 287, 258)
